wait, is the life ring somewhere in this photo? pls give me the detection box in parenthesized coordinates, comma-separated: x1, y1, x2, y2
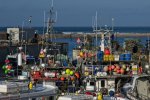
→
(100, 88, 108, 95)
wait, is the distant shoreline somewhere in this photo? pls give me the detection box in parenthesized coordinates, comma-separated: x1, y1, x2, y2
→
(40, 33, 150, 38)
(114, 33, 150, 37)
(1, 27, 150, 33)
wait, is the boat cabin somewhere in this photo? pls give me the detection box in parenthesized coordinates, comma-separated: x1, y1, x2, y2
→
(6, 54, 22, 76)
(84, 77, 115, 96)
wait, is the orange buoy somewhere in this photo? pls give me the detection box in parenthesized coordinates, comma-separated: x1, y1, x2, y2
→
(116, 69, 120, 74)
(108, 66, 112, 71)
(120, 68, 125, 74)
(60, 77, 65, 81)
(75, 72, 80, 79)
(104, 48, 110, 55)
(79, 52, 84, 57)
(70, 76, 75, 81)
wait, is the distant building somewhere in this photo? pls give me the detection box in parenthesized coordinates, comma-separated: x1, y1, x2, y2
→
(7, 28, 19, 43)
(0, 27, 38, 45)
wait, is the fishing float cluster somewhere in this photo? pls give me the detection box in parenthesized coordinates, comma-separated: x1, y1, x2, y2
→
(31, 62, 80, 82)
(2, 60, 14, 75)
(75, 48, 132, 62)
(43, 68, 80, 81)
(59, 69, 80, 81)
(84, 63, 143, 76)
(102, 64, 130, 75)
(78, 50, 96, 58)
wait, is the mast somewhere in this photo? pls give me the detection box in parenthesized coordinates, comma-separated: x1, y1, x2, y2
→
(101, 31, 105, 52)
(112, 18, 114, 31)
(95, 11, 98, 47)
(21, 21, 24, 47)
(45, 0, 57, 43)
(148, 34, 150, 64)
(42, 11, 46, 48)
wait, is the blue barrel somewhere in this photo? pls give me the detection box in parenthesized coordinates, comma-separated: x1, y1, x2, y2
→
(109, 91, 115, 97)
(63, 60, 68, 66)
(119, 54, 125, 61)
(97, 51, 104, 61)
(125, 53, 131, 61)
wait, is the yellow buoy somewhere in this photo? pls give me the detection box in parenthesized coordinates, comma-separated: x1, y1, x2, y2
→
(104, 55, 109, 61)
(109, 55, 114, 61)
(39, 54, 45, 58)
(97, 92, 103, 100)
(75, 91, 78, 95)
(79, 52, 84, 57)
(84, 72, 89, 76)
(28, 82, 33, 90)
(66, 69, 71, 74)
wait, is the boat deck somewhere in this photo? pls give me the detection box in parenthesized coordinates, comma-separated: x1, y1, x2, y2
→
(0, 84, 58, 99)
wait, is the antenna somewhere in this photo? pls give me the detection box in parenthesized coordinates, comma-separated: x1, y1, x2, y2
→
(148, 34, 150, 64)
(42, 11, 46, 48)
(51, 0, 54, 8)
(95, 11, 98, 31)
(92, 16, 95, 30)
(55, 11, 57, 22)
(98, 12, 101, 31)
(21, 20, 24, 47)
(95, 11, 98, 47)
(112, 18, 114, 31)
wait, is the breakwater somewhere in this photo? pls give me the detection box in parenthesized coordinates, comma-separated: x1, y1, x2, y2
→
(39, 33, 150, 38)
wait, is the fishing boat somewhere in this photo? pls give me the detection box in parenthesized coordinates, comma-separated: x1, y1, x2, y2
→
(0, 1, 63, 100)
(71, 16, 150, 99)
(27, 0, 82, 96)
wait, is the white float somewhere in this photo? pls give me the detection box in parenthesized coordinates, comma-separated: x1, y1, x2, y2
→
(18, 53, 22, 66)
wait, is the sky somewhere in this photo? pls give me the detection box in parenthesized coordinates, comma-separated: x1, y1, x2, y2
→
(0, 0, 150, 27)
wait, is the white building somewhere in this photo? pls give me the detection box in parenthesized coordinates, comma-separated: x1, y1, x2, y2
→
(7, 28, 19, 42)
